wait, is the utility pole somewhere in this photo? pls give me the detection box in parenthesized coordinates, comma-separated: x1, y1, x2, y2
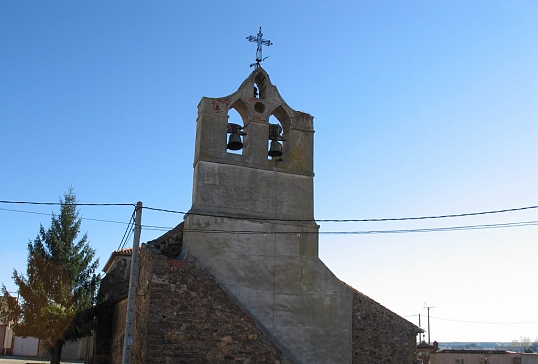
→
(418, 313, 422, 343)
(122, 201, 142, 364)
(423, 302, 434, 344)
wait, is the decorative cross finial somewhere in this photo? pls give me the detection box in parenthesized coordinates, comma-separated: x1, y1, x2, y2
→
(246, 27, 272, 68)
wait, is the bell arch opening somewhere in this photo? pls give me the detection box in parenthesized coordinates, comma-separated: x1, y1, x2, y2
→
(229, 98, 249, 121)
(267, 105, 291, 160)
(271, 105, 291, 132)
(254, 72, 269, 99)
(226, 105, 246, 155)
(268, 113, 288, 161)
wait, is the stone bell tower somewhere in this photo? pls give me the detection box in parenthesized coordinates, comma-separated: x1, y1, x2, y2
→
(181, 67, 352, 364)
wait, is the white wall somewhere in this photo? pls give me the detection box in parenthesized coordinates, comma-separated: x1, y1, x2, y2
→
(12, 336, 39, 356)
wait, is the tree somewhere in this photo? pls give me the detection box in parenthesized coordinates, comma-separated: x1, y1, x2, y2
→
(1, 188, 99, 364)
(521, 336, 534, 353)
(0, 296, 12, 323)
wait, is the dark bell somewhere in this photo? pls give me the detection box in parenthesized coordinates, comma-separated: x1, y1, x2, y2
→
(268, 140, 283, 157)
(227, 132, 243, 150)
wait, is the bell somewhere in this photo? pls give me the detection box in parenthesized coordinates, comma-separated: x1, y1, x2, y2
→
(227, 132, 243, 150)
(268, 140, 282, 157)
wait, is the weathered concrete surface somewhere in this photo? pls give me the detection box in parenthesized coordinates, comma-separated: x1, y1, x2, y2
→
(182, 67, 352, 364)
(183, 215, 352, 364)
(190, 161, 314, 221)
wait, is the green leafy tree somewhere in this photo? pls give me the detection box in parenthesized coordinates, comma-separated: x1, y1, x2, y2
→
(1, 188, 99, 364)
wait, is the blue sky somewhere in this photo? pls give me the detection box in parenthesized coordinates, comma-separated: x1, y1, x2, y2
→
(1, 1, 537, 343)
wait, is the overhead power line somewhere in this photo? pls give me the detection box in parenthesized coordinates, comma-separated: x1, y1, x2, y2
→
(316, 204, 538, 222)
(138, 219, 538, 235)
(142, 205, 538, 223)
(2, 200, 538, 235)
(117, 208, 137, 251)
(429, 316, 538, 325)
(2, 200, 537, 223)
(0, 207, 131, 225)
(0, 200, 135, 207)
(6, 208, 538, 233)
(403, 314, 538, 325)
(3, 201, 538, 260)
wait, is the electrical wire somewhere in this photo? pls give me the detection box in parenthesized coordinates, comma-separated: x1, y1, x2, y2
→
(142, 206, 185, 214)
(117, 209, 136, 251)
(0, 207, 132, 225)
(4, 199, 536, 328)
(142, 204, 538, 223)
(2, 200, 538, 237)
(122, 225, 134, 251)
(137, 219, 538, 235)
(429, 316, 538, 325)
(0, 200, 135, 207)
(403, 314, 538, 325)
(317, 204, 538, 222)
(0, 201, 137, 254)
(2, 199, 538, 224)
(315, 220, 538, 234)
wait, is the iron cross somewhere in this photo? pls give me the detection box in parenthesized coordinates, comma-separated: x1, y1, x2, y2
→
(247, 27, 272, 68)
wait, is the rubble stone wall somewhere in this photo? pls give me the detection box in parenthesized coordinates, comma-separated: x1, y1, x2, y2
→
(110, 298, 127, 364)
(351, 287, 418, 364)
(97, 224, 419, 364)
(133, 244, 289, 364)
(95, 253, 131, 364)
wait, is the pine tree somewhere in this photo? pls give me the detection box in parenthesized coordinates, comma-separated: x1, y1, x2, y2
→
(2, 188, 99, 364)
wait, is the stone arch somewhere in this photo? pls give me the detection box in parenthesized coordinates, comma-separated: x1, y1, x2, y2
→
(229, 98, 250, 123)
(269, 105, 291, 132)
(226, 99, 249, 155)
(268, 105, 291, 160)
(254, 70, 270, 99)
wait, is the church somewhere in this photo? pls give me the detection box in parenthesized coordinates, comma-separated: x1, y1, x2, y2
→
(95, 34, 421, 363)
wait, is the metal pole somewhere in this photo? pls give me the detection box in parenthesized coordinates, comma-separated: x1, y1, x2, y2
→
(418, 313, 421, 343)
(423, 303, 434, 344)
(427, 308, 430, 344)
(122, 202, 142, 364)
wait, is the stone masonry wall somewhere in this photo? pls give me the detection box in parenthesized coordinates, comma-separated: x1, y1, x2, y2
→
(350, 286, 419, 364)
(98, 223, 419, 364)
(110, 298, 127, 364)
(133, 243, 290, 364)
(95, 252, 131, 364)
